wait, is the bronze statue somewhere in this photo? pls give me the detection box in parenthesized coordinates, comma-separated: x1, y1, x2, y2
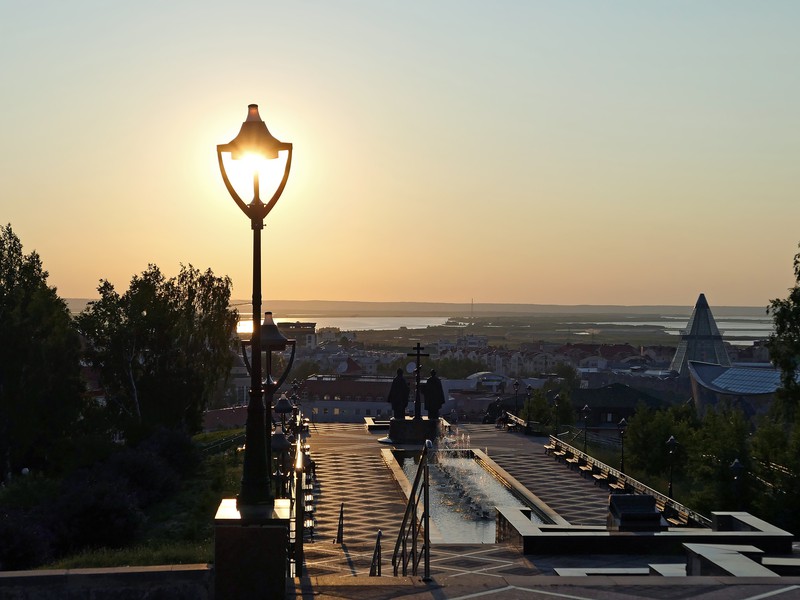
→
(387, 368, 410, 420)
(422, 369, 445, 420)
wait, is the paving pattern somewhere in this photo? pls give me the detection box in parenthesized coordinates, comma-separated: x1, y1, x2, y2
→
(301, 423, 407, 577)
(299, 422, 612, 580)
(461, 424, 610, 525)
(291, 422, 800, 600)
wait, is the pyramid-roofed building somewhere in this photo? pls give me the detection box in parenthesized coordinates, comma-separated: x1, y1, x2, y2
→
(669, 293, 731, 377)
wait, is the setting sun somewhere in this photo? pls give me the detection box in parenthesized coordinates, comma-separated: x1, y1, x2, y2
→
(219, 150, 290, 205)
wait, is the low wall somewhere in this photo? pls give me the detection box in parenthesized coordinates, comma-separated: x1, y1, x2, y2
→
(0, 564, 212, 600)
(496, 508, 794, 556)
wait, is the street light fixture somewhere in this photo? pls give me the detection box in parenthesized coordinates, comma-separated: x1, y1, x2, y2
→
(666, 435, 678, 498)
(553, 394, 560, 438)
(274, 393, 294, 431)
(581, 404, 591, 453)
(730, 458, 745, 510)
(618, 418, 627, 473)
(218, 104, 293, 511)
(513, 380, 520, 415)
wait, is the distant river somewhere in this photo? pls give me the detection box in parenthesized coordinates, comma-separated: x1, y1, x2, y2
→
(237, 313, 774, 344)
(237, 315, 449, 334)
(566, 315, 773, 345)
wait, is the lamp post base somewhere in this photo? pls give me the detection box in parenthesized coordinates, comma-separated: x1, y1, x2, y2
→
(214, 498, 290, 600)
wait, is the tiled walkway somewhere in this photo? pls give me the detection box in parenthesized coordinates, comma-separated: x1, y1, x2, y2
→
(291, 422, 800, 600)
(463, 424, 610, 525)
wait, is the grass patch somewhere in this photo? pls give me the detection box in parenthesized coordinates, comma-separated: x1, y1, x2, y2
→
(45, 540, 212, 569)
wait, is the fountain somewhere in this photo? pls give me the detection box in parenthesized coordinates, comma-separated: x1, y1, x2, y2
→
(389, 428, 551, 543)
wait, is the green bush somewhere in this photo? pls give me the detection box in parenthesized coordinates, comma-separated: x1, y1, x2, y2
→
(50, 475, 145, 553)
(0, 508, 54, 570)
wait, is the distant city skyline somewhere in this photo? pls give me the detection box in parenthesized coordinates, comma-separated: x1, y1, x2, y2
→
(2, 2, 799, 307)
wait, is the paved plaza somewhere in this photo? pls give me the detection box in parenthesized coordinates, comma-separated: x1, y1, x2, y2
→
(291, 422, 800, 599)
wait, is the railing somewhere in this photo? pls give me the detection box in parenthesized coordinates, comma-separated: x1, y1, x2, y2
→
(334, 503, 344, 544)
(392, 440, 432, 580)
(369, 530, 382, 576)
(557, 425, 622, 451)
(288, 411, 315, 578)
(290, 440, 306, 577)
(504, 412, 540, 434)
(198, 431, 246, 456)
(548, 436, 712, 528)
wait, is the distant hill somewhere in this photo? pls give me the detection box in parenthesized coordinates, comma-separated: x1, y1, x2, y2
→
(67, 298, 766, 318)
(226, 299, 765, 318)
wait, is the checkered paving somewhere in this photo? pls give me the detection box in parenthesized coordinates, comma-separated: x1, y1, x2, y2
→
(462, 424, 610, 525)
(301, 423, 407, 577)
(298, 422, 611, 579)
(290, 423, 800, 599)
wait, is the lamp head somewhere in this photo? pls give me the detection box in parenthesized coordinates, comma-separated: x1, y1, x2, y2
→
(218, 104, 290, 160)
(274, 393, 294, 415)
(261, 312, 289, 352)
(271, 431, 291, 452)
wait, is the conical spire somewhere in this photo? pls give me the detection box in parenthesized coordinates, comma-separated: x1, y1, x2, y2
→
(669, 293, 730, 377)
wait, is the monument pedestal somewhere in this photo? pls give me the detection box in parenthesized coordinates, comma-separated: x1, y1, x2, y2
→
(383, 416, 439, 445)
(214, 498, 291, 600)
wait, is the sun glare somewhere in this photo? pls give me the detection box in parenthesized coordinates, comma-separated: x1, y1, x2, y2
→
(221, 150, 290, 204)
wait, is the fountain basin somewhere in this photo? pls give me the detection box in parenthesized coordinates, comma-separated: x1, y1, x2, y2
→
(383, 447, 559, 543)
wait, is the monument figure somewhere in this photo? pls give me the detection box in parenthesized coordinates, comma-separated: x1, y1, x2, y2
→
(387, 368, 410, 419)
(422, 369, 445, 420)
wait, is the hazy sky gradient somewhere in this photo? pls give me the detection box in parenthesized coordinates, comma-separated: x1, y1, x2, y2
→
(2, 2, 798, 307)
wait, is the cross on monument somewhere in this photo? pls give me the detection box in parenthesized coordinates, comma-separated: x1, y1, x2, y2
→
(407, 342, 429, 420)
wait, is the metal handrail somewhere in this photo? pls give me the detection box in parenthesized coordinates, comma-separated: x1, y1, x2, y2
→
(334, 503, 344, 544)
(549, 436, 712, 528)
(291, 443, 306, 577)
(392, 440, 432, 580)
(199, 432, 246, 456)
(369, 530, 382, 576)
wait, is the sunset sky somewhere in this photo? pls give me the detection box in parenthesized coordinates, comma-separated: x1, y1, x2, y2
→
(2, 2, 798, 307)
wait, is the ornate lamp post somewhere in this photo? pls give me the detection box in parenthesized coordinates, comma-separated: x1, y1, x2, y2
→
(271, 430, 291, 499)
(553, 394, 560, 437)
(618, 418, 627, 473)
(513, 379, 520, 415)
(581, 404, 591, 453)
(730, 458, 745, 510)
(666, 435, 678, 498)
(218, 104, 293, 511)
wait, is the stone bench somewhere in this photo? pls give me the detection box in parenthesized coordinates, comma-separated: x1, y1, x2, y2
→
(684, 543, 779, 577)
(555, 567, 651, 577)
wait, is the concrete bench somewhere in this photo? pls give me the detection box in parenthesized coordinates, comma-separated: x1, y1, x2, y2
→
(761, 557, 800, 576)
(684, 543, 778, 577)
(555, 567, 651, 577)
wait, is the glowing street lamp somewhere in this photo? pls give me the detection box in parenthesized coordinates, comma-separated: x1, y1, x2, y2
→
(218, 104, 293, 511)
